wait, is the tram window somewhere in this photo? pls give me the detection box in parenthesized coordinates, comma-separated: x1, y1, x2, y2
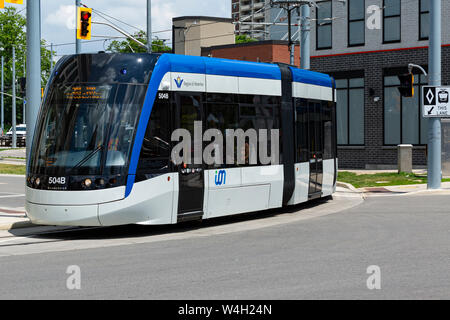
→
(296, 99, 309, 163)
(322, 101, 335, 160)
(206, 103, 239, 133)
(206, 97, 239, 168)
(137, 96, 171, 177)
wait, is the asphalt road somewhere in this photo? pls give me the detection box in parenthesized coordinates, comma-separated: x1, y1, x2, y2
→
(0, 175, 25, 210)
(0, 191, 448, 299)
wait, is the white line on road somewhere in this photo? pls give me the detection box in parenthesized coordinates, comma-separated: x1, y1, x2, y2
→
(0, 194, 25, 199)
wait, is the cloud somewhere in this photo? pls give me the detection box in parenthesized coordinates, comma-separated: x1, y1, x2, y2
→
(44, 5, 76, 30)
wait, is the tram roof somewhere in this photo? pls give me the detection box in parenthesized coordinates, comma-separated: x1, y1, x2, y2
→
(159, 53, 333, 88)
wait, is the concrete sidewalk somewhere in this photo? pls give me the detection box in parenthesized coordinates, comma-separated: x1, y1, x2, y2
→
(0, 148, 26, 166)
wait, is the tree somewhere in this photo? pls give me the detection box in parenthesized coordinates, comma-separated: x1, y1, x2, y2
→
(0, 7, 55, 128)
(106, 30, 171, 53)
(235, 35, 258, 44)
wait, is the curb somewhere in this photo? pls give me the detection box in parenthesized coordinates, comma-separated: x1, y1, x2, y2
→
(336, 181, 360, 193)
(0, 220, 35, 231)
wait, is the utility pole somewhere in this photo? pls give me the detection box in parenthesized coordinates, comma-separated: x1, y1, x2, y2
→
(299, 4, 310, 69)
(147, 0, 152, 53)
(76, 0, 81, 54)
(23, 52, 25, 124)
(271, 1, 309, 66)
(26, 0, 41, 167)
(12, 46, 16, 148)
(428, 0, 442, 189)
(1, 56, 3, 135)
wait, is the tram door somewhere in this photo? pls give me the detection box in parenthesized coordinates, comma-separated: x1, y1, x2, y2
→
(308, 101, 323, 198)
(175, 94, 205, 220)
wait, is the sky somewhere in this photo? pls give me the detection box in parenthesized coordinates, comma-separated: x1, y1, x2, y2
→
(3, 0, 231, 59)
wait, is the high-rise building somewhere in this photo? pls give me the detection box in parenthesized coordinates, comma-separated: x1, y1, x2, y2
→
(232, 0, 301, 41)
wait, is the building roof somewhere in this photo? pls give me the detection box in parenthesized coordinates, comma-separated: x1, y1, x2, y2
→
(172, 16, 233, 23)
(202, 40, 300, 52)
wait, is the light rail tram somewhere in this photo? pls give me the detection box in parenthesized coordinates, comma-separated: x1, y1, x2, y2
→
(26, 53, 337, 226)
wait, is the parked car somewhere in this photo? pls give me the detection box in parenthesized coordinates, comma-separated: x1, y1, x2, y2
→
(4, 124, 26, 147)
(6, 124, 26, 137)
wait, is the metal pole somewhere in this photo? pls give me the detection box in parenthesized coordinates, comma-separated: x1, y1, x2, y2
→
(26, 0, 41, 167)
(76, 0, 81, 54)
(1, 56, 4, 135)
(300, 4, 310, 69)
(23, 52, 25, 124)
(288, 7, 294, 65)
(50, 43, 53, 71)
(12, 47, 16, 148)
(428, 0, 442, 189)
(147, 0, 152, 53)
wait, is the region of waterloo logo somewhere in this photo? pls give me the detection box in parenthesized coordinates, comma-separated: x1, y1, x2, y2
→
(174, 76, 184, 88)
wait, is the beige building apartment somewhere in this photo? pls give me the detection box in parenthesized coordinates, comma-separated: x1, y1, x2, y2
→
(173, 16, 236, 56)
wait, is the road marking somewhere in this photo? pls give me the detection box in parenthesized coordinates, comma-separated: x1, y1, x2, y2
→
(0, 194, 25, 199)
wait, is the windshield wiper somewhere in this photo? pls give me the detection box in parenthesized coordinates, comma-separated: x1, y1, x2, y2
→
(68, 145, 104, 174)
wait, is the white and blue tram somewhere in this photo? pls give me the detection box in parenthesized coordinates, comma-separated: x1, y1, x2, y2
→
(26, 53, 337, 226)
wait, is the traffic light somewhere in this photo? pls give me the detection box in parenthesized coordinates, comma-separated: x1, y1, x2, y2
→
(398, 73, 414, 97)
(19, 77, 26, 94)
(77, 7, 92, 40)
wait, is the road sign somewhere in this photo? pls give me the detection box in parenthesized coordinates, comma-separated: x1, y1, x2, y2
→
(5, 0, 23, 4)
(422, 86, 450, 117)
(0, 0, 4, 9)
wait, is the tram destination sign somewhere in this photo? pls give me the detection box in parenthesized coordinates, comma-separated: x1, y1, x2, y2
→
(422, 86, 450, 117)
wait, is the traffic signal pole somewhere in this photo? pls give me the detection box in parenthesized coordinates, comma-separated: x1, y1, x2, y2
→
(26, 0, 41, 168)
(147, 0, 152, 53)
(12, 46, 16, 148)
(76, 0, 81, 54)
(427, 0, 441, 189)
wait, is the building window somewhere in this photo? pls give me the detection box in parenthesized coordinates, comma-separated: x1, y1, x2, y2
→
(316, 0, 332, 50)
(348, 0, 365, 46)
(419, 0, 429, 40)
(384, 72, 428, 145)
(335, 77, 365, 145)
(383, 0, 401, 43)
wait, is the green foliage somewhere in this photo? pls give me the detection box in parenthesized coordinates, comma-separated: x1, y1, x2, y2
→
(0, 7, 55, 126)
(235, 35, 258, 44)
(0, 163, 26, 175)
(106, 30, 171, 53)
(338, 171, 450, 188)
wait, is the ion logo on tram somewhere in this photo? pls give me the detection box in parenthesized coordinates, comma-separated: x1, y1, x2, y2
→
(215, 170, 227, 186)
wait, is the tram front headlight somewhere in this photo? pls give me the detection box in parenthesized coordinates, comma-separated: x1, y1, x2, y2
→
(83, 178, 92, 188)
(35, 177, 41, 187)
(96, 178, 105, 187)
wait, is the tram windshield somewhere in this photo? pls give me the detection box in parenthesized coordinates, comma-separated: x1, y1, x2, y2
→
(29, 53, 159, 178)
(29, 83, 147, 176)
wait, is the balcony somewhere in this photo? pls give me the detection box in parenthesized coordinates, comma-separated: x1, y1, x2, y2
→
(253, 12, 265, 20)
(253, 2, 265, 10)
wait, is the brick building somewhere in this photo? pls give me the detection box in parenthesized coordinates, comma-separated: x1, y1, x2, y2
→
(201, 40, 300, 66)
(308, 0, 450, 169)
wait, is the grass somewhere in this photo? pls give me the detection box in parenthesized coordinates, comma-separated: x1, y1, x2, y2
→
(0, 164, 26, 175)
(338, 171, 450, 188)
